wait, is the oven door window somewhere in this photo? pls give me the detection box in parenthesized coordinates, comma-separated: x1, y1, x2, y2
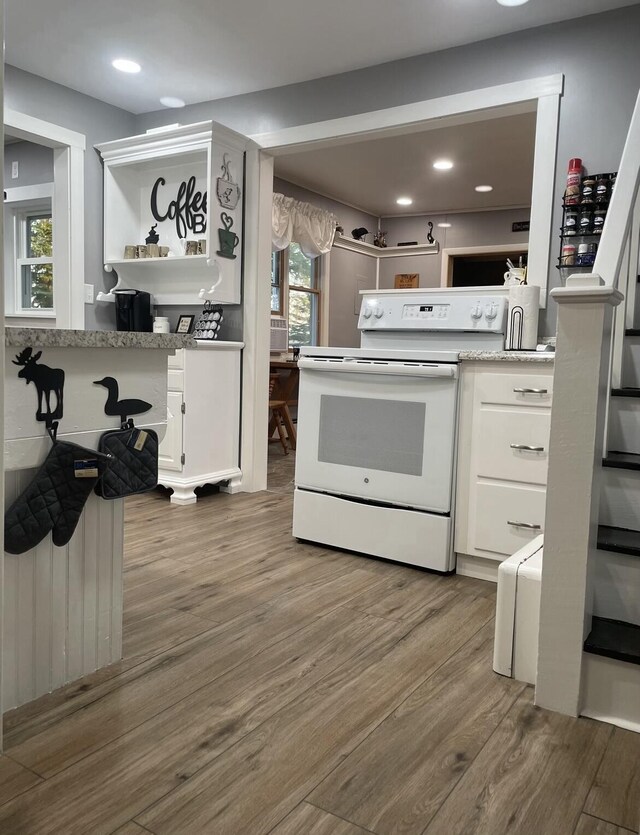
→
(295, 367, 458, 513)
(318, 395, 425, 476)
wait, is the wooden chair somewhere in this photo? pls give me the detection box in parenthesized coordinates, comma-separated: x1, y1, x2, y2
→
(269, 374, 297, 454)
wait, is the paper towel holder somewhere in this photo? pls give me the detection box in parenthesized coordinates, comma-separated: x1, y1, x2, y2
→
(507, 306, 524, 350)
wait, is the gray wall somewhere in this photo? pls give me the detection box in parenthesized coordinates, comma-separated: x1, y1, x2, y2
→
(5, 65, 137, 329)
(4, 140, 53, 188)
(136, 4, 640, 336)
(379, 209, 530, 289)
(275, 177, 377, 347)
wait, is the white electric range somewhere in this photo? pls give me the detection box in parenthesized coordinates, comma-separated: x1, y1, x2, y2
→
(292, 293, 508, 572)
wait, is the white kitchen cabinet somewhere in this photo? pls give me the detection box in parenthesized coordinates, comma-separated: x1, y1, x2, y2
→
(455, 361, 554, 582)
(96, 121, 247, 306)
(158, 341, 244, 504)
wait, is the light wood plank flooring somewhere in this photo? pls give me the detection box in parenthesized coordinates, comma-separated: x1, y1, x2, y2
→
(1, 449, 639, 834)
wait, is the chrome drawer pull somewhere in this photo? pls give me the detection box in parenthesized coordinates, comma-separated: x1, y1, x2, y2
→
(507, 520, 542, 530)
(510, 443, 545, 452)
(513, 387, 548, 394)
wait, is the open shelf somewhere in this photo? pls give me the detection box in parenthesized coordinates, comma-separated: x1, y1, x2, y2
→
(105, 254, 210, 268)
(333, 233, 439, 258)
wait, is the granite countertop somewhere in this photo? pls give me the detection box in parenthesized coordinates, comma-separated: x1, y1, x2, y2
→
(459, 350, 555, 362)
(5, 327, 196, 350)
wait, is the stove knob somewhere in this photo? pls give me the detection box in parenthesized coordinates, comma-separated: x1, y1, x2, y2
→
(485, 303, 498, 321)
(363, 307, 372, 319)
(470, 304, 483, 320)
(374, 307, 384, 319)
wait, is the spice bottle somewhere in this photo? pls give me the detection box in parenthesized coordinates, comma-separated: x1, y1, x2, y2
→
(563, 208, 579, 236)
(579, 207, 593, 234)
(561, 243, 577, 266)
(595, 174, 609, 204)
(593, 207, 607, 234)
(564, 158, 582, 205)
(581, 176, 596, 204)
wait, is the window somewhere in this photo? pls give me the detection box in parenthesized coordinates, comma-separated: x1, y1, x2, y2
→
(271, 242, 321, 347)
(17, 211, 54, 310)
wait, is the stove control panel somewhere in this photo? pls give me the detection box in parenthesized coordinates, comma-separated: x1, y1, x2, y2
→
(358, 294, 508, 333)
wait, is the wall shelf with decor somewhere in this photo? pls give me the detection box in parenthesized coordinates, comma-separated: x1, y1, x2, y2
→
(96, 121, 247, 306)
(333, 233, 439, 259)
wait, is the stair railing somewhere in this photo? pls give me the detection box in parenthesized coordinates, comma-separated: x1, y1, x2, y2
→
(536, 88, 640, 717)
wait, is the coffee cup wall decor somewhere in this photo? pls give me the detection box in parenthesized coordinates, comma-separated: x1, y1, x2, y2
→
(217, 212, 239, 260)
(216, 154, 241, 210)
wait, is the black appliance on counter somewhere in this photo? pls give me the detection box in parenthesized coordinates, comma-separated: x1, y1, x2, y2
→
(113, 290, 153, 333)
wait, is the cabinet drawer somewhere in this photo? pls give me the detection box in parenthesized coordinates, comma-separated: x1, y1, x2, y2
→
(473, 482, 546, 559)
(476, 371, 553, 408)
(476, 409, 550, 485)
(168, 349, 185, 370)
(168, 369, 184, 391)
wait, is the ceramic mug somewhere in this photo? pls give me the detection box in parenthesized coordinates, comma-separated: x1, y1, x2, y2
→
(198, 239, 207, 255)
(504, 268, 526, 286)
(147, 243, 160, 258)
(123, 245, 137, 259)
(159, 246, 170, 257)
(185, 240, 198, 256)
(136, 245, 147, 259)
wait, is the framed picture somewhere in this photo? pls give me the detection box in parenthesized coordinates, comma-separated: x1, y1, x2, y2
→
(176, 314, 194, 334)
(394, 273, 419, 289)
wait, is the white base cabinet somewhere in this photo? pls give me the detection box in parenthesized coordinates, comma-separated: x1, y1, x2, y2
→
(455, 361, 554, 581)
(158, 341, 243, 504)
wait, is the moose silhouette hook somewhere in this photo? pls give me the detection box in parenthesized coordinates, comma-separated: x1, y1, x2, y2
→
(13, 347, 65, 429)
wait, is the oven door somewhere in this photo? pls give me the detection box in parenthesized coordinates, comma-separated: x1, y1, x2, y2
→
(295, 357, 459, 513)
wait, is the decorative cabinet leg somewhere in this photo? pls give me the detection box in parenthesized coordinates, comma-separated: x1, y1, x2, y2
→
(169, 486, 198, 505)
(220, 475, 243, 494)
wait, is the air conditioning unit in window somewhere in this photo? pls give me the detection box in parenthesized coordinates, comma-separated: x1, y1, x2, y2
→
(270, 316, 288, 353)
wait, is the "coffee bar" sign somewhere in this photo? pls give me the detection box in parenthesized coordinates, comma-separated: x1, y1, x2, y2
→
(150, 175, 208, 238)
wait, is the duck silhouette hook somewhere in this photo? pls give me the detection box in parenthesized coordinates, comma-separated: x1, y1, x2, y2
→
(94, 377, 152, 427)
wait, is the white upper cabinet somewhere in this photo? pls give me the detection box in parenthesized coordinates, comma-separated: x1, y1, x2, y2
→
(96, 121, 247, 305)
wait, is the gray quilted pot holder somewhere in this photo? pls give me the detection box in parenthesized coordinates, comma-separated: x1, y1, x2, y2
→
(5, 440, 111, 555)
(96, 425, 159, 500)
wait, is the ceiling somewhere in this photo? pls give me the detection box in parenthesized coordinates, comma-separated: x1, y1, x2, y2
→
(5, 0, 639, 114)
(274, 110, 537, 217)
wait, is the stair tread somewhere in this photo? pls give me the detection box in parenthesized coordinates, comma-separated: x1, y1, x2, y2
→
(611, 388, 640, 397)
(603, 451, 640, 470)
(598, 524, 640, 556)
(584, 617, 640, 665)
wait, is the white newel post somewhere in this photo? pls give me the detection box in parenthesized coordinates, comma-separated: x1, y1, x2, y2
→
(536, 283, 622, 716)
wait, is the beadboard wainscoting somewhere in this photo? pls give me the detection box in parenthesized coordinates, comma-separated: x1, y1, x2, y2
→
(3, 470, 124, 711)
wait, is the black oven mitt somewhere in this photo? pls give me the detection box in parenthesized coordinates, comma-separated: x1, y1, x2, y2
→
(4, 439, 111, 554)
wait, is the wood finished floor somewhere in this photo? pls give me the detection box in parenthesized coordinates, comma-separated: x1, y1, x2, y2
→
(1, 449, 639, 834)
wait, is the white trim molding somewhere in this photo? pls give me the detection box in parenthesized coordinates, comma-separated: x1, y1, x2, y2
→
(4, 110, 86, 329)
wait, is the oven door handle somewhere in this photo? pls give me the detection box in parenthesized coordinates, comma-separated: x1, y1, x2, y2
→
(298, 357, 457, 378)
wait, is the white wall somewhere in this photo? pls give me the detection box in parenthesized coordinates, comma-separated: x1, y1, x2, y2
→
(3, 139, 53, 188)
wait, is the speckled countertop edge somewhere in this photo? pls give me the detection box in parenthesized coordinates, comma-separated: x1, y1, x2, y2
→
(459, 350, 555, 362)
(5, 328, 196, 349)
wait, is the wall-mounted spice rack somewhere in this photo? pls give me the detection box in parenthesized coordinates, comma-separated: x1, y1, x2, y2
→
(556, 170, 618, 279)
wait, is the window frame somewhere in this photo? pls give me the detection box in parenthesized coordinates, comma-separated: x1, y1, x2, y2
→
(16, 209, 54, 313)
(4, 184, 56, 319)
(271, 245, 322, 348)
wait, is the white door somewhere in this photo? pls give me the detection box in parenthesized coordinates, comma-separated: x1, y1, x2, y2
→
(295, 358, 458, 512)
(159, 391, 184, 472)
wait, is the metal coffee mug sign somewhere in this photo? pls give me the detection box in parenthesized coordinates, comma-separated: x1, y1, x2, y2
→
(150, 175, 208, 239)
(216, 154, 241, 210)
(217, 212, 239, 260)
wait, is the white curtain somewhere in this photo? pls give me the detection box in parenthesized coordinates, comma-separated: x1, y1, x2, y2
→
(272, 193, 337, 258)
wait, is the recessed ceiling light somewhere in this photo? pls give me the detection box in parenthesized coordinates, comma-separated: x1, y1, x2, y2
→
(496, 0, 529, 5)
(112, 58, 141, 74)
(433, 160, 454, 171)
(475, 185, 494, 193)
(160, 96, 186, 108)
(396, 197, 413, 206)
(437, 222, 452, 228)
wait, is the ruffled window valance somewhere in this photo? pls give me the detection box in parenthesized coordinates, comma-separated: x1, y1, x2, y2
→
(272, 193, 337, 258)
